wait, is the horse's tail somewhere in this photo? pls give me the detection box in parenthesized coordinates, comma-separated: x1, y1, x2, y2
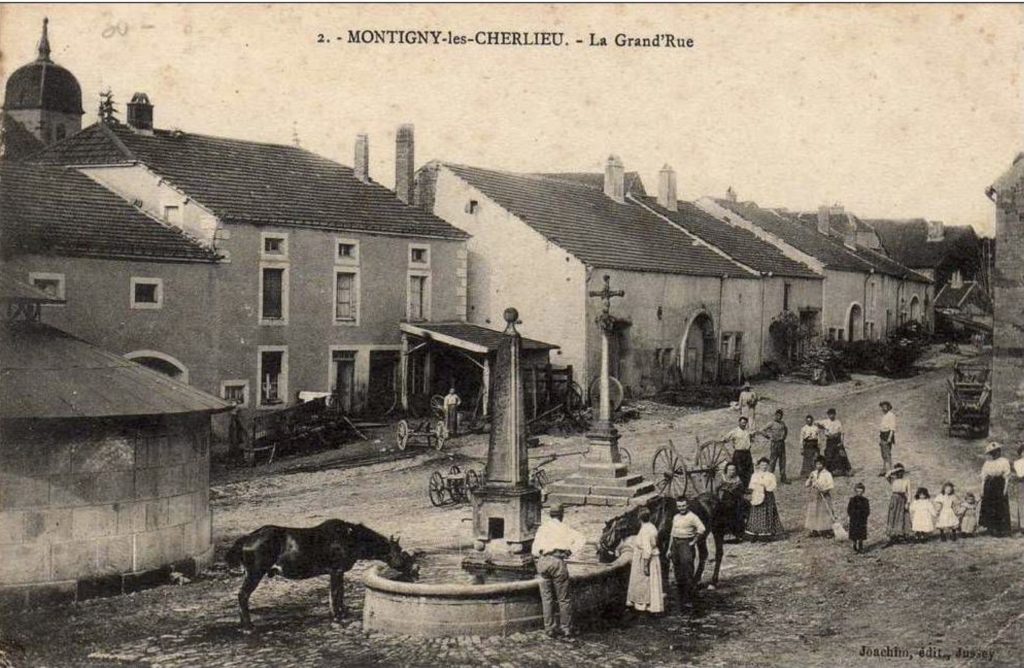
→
(225, 535, 248, 569)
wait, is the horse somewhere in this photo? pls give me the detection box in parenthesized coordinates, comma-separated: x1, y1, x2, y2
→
(225, 519, 419, 629)
(597, 491, 731, 590)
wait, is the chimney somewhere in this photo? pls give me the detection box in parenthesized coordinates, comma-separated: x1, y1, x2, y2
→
(657, 164, 678, 211)
(354, 133, 369, 183)
(926, 220, 944, 241)
(395, 124, 415, 204)
(126, 92, 153, 134)
(817, 206, 831, 235)
(725, 186, 738, 203)
(604, 155, 624, 203)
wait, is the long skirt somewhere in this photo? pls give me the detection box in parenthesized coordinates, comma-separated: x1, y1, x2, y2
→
(626, 547, 665, 613)
(745, 492, 785, 539)
(800, 440, 820, 476)
(733, 449, 754, 487)
(980, 477, 1011, 536)
(824, 437, 851, 477)
(886, 492, 910, 538)
(1016, 479, 1024, 532)
(805, 491, 834, 532)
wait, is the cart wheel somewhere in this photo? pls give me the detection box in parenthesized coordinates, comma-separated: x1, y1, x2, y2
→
(428, 471, 446, 507)
(434, 421, 448, 450)
(566, 382, 586, 412)
(449, 464, 462, 476)
(396, 420, 410, 450)
(588, 376, 625, 412)
(652, 443, 690, 499)
(619, 447, 632, 468)
(430, 395, 445, 418)
(465, 469, 481, 495)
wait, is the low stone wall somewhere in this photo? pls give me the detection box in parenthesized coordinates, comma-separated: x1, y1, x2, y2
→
(0, 414, 213, 610)
(362, 551, 632, 637)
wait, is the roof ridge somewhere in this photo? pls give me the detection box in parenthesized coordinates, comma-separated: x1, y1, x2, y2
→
(145, 125, 314, 153)
(445, 162, 614, 194)
(99, 122, 138, 161)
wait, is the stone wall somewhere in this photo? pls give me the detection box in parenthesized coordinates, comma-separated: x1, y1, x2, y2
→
(0, 413, 213, 609)
(991, 160, 1024, 442)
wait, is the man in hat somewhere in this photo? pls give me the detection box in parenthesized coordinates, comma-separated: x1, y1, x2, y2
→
(531, 504, 586, 638)
(670, 497, 707, 612)
(738, 383, 759, 429)
(878, 401, 896, 477)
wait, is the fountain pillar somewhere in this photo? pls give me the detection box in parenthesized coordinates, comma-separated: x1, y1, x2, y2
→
(547, 275, 654, 507)
(463, 308, 543, 571)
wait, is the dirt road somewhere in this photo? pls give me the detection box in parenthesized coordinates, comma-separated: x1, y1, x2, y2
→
(2, 353, 1022, 667)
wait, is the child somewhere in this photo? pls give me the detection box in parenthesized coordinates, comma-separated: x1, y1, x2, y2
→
(934, 482, 960, 542)
(959, 492, 979, 537)
(847, 482, 870, 553)
(909, 487, 936, 542)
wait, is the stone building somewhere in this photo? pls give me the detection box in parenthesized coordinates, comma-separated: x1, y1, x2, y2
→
(987, 154, 1024, 442)
(0, 272, 231, 609)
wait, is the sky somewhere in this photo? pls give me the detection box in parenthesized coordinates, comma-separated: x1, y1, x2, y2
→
(3, 4, 1021, 234)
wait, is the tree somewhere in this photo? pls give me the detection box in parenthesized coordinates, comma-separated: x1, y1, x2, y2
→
(98, 89, 118, 125)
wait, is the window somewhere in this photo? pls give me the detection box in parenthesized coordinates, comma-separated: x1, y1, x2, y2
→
(258, 348, 287, 406)
(163, 205, 182, 225)
(465, 200, 479, 214)
(261, 267, 286, 322)
(408, 273, 430, 321)
(28, 272, 65, 301)
(335, 271, 358, 323)
(869, 282, 878, 310)
(336, 239, 359, 264)
(827, 327, 837, 342)
(837, 329, 846, 342)
(783, 283, 792, 312)
(409, 244, 430, 267)
(130, 277, 163, 309)
(221, 380, 249, 408)
(261, 232, 288, 259)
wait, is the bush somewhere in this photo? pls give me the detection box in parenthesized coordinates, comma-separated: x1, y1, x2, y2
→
(830, 320, 927, 376)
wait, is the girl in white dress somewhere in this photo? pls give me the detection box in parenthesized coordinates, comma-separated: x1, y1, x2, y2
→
(909, 487, 936, 541)
(933, 482, 960, 542)
(959, 493, 979, 536)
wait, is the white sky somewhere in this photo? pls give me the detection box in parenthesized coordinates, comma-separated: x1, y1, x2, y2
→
(3, 4, 1021, 234)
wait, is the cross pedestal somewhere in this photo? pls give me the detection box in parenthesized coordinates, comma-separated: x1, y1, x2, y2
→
(546, 276, 654, 507)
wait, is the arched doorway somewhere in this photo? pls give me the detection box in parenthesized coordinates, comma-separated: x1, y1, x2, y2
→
(847, 303, 864, 342)
(124, 350, 189, 383)
(681, 312, 716, 385)
(909, 296, 921, 322)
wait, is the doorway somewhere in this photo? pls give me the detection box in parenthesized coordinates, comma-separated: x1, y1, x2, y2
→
(682, 313, 716, 385)
(847, 303, 864, 342)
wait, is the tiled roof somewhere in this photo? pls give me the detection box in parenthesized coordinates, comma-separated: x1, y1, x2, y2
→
(400, 321, 558, 352)
(0, 114, 45, 162)
(864, 218, 980, 270)
(529, 171, 647, 196)
(934, 281, 990, 311)
(848, 244, 931, 283)
(32, 123, 469, 240)
(714, 199, 873, 272)
(443, 164, 752, 277)
(637, 196, 820, 279)
(1, 320, 232, 419)
(1, 162, 219, 262)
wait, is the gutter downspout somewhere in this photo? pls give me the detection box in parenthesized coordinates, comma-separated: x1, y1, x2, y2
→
(759, 272, 769, 370)
(718, 274, 726, 383)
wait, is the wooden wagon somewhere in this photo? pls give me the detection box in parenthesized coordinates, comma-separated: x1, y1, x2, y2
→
(946, 361, 991, 437)
(651, 436, 734, 499)
(232, 395, 364, 465)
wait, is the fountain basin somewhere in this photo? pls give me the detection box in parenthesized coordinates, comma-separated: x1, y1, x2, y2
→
(362, 550, 632, 637)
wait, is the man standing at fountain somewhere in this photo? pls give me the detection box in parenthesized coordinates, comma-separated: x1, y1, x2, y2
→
(532, 504, 586, 639)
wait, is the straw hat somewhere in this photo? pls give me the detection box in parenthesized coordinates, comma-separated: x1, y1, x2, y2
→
(985, 442, 1002, 455)
(887, 463, 906, 477)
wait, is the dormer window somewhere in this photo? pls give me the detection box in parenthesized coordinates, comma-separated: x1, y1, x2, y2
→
(163, 205, 182, 225)
(465, 200, 479, 214)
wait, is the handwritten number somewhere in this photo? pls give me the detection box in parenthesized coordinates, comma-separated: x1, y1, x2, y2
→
(101, 20, 129, 39)
(317, 33, 326, 43)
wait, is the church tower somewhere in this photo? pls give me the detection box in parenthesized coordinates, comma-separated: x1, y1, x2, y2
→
(2, 18, 85, 145)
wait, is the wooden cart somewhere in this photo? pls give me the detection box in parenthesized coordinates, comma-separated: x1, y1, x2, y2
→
(651, 436, 734, 499)
(946, 361, 991, 437)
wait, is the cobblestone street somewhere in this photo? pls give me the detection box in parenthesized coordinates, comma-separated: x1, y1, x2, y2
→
(3, 353, 1023, 668)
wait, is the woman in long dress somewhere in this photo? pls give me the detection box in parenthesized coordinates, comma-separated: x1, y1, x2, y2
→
(625, 507, 665, 615)
(979, 442, 1012, 537)
(799, 415, 820, 477)
(804, 456, 835, 537)
(746, 458, 785, 541)
(884, 463, 911, 545)
(718, 463, 747, 540)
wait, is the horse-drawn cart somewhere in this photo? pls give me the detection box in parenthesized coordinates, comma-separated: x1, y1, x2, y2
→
(651, 437, 734, 498)
(946, 361, 991, 437)
(233, 394, 365, 466)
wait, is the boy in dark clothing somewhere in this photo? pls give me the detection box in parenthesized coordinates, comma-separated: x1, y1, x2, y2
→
(847, 482, 870, 553)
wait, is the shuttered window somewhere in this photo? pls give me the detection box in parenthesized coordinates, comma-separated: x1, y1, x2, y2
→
(262, 268, 284, 320)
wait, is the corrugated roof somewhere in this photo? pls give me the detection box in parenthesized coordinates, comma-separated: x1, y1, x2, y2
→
(637, 196, 820, 279)
(32, 123, 469, 240)
(1, 320, 232, 419)
(401, 321, 558, 353)
(1, 162, 219, 262)
(444, 164, 753, 277)
(865, 218, 980, 270)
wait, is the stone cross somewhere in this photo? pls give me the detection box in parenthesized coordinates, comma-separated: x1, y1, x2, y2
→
(589, 275, 625, 332)
(589, 275, 623, 426)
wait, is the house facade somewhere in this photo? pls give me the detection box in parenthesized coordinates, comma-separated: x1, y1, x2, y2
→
(417, 158, 817, 396)
(697, 197, 932, 342)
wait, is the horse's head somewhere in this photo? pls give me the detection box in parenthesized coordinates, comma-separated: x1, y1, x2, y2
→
(385, 535, 420, 580)
(597, 509, 640, 563)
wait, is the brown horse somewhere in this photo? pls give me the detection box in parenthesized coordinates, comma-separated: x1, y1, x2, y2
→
(597, 492, 730, 589)
(225, 519, 418, 629)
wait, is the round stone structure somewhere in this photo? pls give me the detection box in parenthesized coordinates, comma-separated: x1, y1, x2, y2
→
(0, 288, 230, 609)
(362, 551, 632, 637)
